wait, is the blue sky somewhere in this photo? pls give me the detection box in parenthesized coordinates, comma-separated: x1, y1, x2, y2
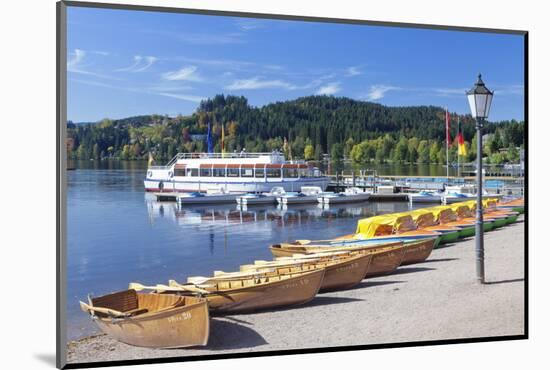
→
(67, 7, 525, 122)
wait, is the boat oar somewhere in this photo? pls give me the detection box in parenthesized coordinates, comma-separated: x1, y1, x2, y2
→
(128, 282, 210, 294)
(166, 280, 211, 294)
(79, 301, 130, 318)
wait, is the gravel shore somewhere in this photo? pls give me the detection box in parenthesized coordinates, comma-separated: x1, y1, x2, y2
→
(67, 217, 525, 364)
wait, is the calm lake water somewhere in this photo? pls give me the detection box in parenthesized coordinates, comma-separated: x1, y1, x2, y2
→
(66, 161, 431, 340)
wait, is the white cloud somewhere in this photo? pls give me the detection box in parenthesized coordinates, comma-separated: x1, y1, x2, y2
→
(67, 49, 112, 79)
(134, 56, 157, 72)
(117, 56, 158, 72)
(162, 66, 202, 81)
(226, 77, 296, 90)
(316, 82, 341, 95)
(72, 79, 204, 103)
(346, 66, 362, 76)
(67, 49, 85, 69)
(156, 92, 206, 103)
(493, 84, 524, 95)
(366, 85, 401, 100)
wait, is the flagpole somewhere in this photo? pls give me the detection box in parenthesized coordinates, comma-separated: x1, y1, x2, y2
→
(446, 108, 449, 179)
(457, 117, 461, 178)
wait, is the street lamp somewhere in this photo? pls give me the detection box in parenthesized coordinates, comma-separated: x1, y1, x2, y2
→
(466, 74, 494, 284)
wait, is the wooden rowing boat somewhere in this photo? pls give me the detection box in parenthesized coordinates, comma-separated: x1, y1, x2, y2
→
(232, 252, 373, 291)
(400, 237, 437, 265)
(148, 268, 326, 314)
(269, 241, 406, 276)
(79, 290, 209, 348)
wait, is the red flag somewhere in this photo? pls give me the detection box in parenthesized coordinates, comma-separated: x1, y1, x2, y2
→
(445, 110, 452, 148)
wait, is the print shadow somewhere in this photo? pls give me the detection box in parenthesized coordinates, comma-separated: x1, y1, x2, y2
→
(33, 353, 56, 367)
(486, 278, 524, 285)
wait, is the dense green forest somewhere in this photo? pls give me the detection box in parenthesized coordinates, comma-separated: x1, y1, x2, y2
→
(67, 95, 524, 166)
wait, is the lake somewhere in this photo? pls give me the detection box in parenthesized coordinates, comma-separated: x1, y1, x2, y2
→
(66, 160, 431, 340)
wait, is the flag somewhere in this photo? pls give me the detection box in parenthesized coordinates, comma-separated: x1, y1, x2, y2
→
(148, 152, 154, 167)
(445, 109, 452, 148)
(221, 123, 225, 157)
(206, 120, 213, 154)
(283, 137, 288, 153)
(457, 117, 467, 156)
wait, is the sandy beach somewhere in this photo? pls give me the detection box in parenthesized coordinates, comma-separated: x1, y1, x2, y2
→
(67, 217, 525, 364)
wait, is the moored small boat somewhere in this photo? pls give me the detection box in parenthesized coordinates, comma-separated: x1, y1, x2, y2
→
(145, 268, 326, 313)
(233, 252, 373, 291)
(277, 186, 325, 205)
(236, 187, 285, 205)
(178, 189, 246, 205)
(269, 241, 407, 276)
(318, 187, 371, 204)
(79, 289, 209, 348)
(408, 191, 442, 204)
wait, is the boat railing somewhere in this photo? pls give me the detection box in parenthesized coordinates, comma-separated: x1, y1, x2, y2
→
(149, 152, 291, 169)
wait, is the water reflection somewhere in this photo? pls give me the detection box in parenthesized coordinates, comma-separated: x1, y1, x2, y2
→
(145, 195, 416, 228)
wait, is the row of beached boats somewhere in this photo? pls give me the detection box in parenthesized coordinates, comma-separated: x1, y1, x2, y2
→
(80, 197, 524, 349)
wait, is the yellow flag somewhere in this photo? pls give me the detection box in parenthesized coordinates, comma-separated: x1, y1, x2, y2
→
(148, 152, 154, 167)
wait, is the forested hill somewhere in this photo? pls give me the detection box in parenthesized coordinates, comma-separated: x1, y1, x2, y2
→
(67, 95, 524, 165)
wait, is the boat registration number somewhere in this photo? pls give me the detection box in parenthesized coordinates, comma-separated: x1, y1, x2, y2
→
(167, 312, 192, 323)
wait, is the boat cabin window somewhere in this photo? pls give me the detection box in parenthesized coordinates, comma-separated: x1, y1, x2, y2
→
(283, 168, 299, 178)
(241, 168, 254, 177)
(227, 168, 240, 177)
(212, 168, 226, 177)
(200, 168, 212, 177)
(187, 168, 199, 177)
(266, 168, 281, 178)
(299, 168, 309, 178)
(255, 167, 265, 178)
(174, 169, 186, 177)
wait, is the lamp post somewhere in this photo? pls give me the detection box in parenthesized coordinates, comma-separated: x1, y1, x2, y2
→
(466, 74, 494, 284)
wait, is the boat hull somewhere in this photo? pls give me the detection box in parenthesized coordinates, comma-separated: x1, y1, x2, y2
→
(278, 195, 320, 204)
(144, 177, 330, 194)
(320, 194, 371, 204)
(408, 195, 442, 203)
(178, 194, 244, 204)
(317, 254, 372, 291)
(236, 195, 277, 205)
(257, 254, 373, 292)
(88, 293, 209, 349)
(400, 238, 436, 265)
(365, 245, 407, 277)
(204, 269, 325, 313)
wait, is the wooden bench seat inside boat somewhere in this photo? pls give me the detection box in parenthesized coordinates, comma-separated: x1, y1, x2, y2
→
(90, 289, 190, 318)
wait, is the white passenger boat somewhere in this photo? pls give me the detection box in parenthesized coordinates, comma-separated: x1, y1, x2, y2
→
(277, 186, 325, 205)
(236, 187, 285, 206)
(144, 152, 329, 193)
(408, 191, 443, 204)
(177, 188, 245, 205)
(318, 187, 371, 204)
